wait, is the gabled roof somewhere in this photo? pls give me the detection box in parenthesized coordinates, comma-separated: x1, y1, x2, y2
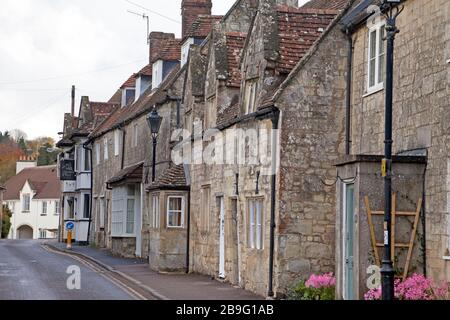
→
(120, 74, 137, 89)
(226, 32, 247, 87)
(184, 15, 223, 40)
(3, 166, 60, 200)
(276, 6, 341, 74)
(136, 64, 153, 77)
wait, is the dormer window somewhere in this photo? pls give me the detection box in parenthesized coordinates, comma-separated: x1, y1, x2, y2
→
(121, 88, 136, 107)
(152, 60, 164, 89)
(181, 38, 195, 66)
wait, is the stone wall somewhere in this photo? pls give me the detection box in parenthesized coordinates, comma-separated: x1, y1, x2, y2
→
(349, 0, 450, 282)
(274, 24, 348, 295)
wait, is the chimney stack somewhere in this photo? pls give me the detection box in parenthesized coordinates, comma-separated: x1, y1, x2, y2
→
(71, 85, 75, 117)
(181, 0, 212, 39)
(149, 32, 176, 63)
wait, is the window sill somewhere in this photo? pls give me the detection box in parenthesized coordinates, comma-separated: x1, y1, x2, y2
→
(111, 235, 136, 238)
(363, 86, 384, 98)
(167, 226, 185, 230)
(443, 256, 450, 261)
(40, 214, 47, 216)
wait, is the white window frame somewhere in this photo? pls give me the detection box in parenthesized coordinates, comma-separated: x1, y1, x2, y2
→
(55, 200, 60, 215)
(39, 229, 47, 239)
(248, 199, 263, 250)
(166, 196, 185, 229)
(22, 194, 30, 212)
(152, 60, 163, 89)
(114, 130, 120, 156)
(103, 138, 109, 160)
(152, 194, 160, 229)
(367, 21, 386, 94)
(111, 186, 136, 237)
(42, 201, 47, 214)
(96, 143, 100, 165)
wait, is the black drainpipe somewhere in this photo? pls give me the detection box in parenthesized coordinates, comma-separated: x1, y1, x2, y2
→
(120, 127, 126, 170)
(83, 142, 94, 246)
(344, 26, 354, 155)
(267, 109, 280, 298)
(186, 189, 191, 273)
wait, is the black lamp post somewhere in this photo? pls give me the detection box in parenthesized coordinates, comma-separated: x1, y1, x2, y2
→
(380, 0, 404, 301)
(147, 107, 163, 182)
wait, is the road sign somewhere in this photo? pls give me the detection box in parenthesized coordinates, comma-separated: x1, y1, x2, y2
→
(66, 222, 75, 231)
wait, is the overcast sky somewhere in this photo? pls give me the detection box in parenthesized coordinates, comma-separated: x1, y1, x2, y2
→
(0, 0, 308, 141)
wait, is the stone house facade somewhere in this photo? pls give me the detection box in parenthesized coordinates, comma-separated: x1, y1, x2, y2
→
(182, 0, 350, 297)
(334, 0, 450, 299)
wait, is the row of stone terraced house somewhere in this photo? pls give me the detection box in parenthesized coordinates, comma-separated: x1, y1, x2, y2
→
(56, 0, 450, 299)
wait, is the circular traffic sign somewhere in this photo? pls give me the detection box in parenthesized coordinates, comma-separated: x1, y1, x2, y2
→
(66, 221, 75, 231)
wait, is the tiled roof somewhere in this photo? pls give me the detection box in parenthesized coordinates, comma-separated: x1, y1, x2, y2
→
(152, 39, 181, 63)
(3, 166, 60, 200)
(108, 89, 122, 104)
(90, 66, 181, 139)
(120, 74, 136, 89)
(147, 164, 187, 190)
(90, 102, 117, 116)
(302, 0, 350, 10)
(107, 162, 143, 185)
(136, 64, 153, 77)
(185, 15, 223, 40)
(276, 6, 340, 74)
(226, 32, 247, 87)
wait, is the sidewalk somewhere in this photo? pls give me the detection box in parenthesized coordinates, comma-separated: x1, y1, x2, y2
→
(46, 240, 262, 300)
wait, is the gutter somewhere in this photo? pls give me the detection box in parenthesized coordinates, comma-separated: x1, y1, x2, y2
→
(343, 24, 355, 155)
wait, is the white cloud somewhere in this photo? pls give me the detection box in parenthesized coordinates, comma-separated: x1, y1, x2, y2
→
(0, 0, 309, 141)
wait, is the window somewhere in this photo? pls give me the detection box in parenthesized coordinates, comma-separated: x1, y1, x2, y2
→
(114, 130, 120, 156)
(244, 80, 258, 114)
(22, 194, 30, 212)
(96, 143, 100, 165)
(111, 185, 136, 236)
(67, 197, 75, 219)
(83, 194, 90, 219)
(55, 201, 60, 215)
(248, 199, 263, 250)
(152, 195, 160, 229)
(84, 148, 91, 171)
(181, 38, 194, 66)
(200, 187, 211, 232)
(133, 124, 139, 147)
(39, 229, 47, 239)
(152, 60, 163, 89)
(42, 201, 47, 215)
(104, 138, 109, 160)
(367, 23, 386, 92)
(167, 196, 184, 228)
(99, 197, 105, 229)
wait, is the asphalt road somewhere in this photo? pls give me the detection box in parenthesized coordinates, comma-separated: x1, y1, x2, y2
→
(0, 240, 134, 300)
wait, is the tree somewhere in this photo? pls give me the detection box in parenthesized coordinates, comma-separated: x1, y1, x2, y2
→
(9, 129, 28, 142)
(1, 205, 12, 239)
(0, 139, 24, 184)
(37, 142, 58, 166)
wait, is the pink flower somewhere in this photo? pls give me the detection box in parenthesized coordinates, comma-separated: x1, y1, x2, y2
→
(305, 273, 336, 289)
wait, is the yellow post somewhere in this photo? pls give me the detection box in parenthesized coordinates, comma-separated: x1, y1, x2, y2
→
(67, 230, 72, 250)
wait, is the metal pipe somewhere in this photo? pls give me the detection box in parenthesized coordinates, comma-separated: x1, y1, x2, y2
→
(186, 190, 191, 273)
(381, 12, 399, 301)
(152, 137, 157, 182)
(345, 29, 354, 155)
(268, 109, 280, 298)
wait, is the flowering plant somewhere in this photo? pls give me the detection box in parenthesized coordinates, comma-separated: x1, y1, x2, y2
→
(289, 273, 336, 300)
(365, 274, 448, 300)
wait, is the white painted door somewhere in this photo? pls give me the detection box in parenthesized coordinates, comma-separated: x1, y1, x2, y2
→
(219, 197, 226, 279)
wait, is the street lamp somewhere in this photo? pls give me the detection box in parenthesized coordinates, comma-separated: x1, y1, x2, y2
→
(380, 0, 404, 301)
(146, 107, 163, 182)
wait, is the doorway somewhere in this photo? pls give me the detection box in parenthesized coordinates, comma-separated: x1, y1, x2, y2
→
(343, 183, 355, 300)
(17, 225, 33, 239)
(218, 196, 225, 279)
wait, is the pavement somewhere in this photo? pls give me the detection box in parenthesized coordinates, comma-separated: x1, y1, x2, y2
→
(46, 240, 262, 300)
(0, 240, 134, 300)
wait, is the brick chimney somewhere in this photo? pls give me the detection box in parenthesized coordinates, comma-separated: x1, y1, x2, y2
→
(149, 32, 176, 63)
(181, 0, 212, 39)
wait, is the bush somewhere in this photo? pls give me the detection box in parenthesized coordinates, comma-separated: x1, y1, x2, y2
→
(365, 274, 448, 300)
(288, 273, 336, 300)
(1, 205, 12, 239)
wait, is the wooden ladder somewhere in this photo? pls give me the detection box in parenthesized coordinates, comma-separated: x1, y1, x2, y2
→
(364, 193, 422, 280)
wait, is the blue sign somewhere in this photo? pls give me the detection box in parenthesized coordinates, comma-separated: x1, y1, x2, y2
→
(66, 222, 75, 231)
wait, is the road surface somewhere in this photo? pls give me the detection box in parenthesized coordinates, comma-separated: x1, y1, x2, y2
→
(0, 240, 135, 300)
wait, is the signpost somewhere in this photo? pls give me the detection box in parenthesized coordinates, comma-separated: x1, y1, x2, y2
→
(66, 221, 74, 250)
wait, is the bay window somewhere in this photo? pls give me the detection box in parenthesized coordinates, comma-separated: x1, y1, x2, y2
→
(167, 196, 184, 228)
(111, 185, 136, 236)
